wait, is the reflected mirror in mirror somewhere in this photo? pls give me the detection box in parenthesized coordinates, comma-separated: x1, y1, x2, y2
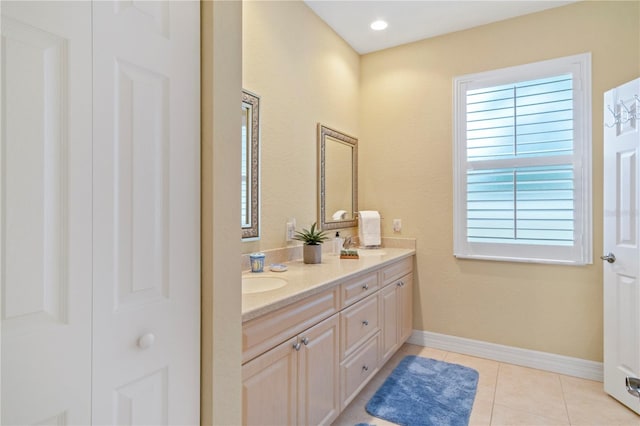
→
(325, 137, 353, 218)
(318, 124, 358, 231)
(242, 90, 260, 239)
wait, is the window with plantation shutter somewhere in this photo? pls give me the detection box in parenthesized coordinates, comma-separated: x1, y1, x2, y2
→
(453, 54, 592, 264)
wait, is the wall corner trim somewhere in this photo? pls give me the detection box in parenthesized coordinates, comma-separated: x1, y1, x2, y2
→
(408, 330, 603, 382)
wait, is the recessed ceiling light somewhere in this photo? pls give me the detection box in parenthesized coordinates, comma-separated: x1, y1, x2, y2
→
(370, 20, 388, 31)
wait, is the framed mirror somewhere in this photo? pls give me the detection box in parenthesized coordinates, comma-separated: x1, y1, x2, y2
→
(242, 90, 260, 239)
(318, 124, 358, 231)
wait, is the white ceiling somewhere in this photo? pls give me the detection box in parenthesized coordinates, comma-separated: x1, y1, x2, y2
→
(304, 1, 577, 54)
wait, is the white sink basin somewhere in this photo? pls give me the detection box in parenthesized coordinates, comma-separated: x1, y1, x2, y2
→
(242, 275, 288, 294)
(357, 250, 387, 257)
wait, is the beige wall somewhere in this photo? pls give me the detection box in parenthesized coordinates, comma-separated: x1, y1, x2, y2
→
(201, 1, 242, 424)
(359, 1, 640, 362)
(242, 0, 360, 252)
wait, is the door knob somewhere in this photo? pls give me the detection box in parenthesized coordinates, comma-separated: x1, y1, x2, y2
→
(600, 253, 616, 263)
(137, 333, 156, 349)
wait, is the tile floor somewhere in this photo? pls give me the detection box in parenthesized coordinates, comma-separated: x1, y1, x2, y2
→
(332, 343, 640, 426)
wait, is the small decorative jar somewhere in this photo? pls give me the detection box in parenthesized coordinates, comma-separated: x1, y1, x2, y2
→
(249, 252, 266, 272)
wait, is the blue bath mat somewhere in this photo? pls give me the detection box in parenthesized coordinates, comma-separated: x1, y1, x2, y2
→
(366, 355, 479, 426)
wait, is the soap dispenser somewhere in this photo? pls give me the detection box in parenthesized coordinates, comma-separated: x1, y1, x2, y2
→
(334, 232, 344, 255)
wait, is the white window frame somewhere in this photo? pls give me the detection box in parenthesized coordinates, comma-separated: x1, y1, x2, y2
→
(453, 53, 592, 265)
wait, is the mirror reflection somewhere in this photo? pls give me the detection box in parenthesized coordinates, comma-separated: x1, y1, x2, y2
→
(318, 124, 358, 230)
(242, 90, 260, 239)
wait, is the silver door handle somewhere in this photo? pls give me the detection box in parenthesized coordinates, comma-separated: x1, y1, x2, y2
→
(600, 253, 616, 263)
(626, 376, 640, 399)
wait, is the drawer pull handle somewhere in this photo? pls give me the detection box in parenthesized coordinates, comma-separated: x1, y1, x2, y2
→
(362, 284, 369, 290)
(397, 280, 404, 287)
(362, 320, 369, 326)
(293, 341, 302, 351)
(362, 365, 369, 372)
(301, 337, 310, 346)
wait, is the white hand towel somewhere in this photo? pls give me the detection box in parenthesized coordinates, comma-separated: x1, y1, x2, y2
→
(358, 210, 381, 247)
(332, 210, 347, 220)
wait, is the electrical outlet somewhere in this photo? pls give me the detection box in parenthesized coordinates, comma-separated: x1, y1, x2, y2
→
(393, 219, 402, 233)
(286, 220, 296, 241)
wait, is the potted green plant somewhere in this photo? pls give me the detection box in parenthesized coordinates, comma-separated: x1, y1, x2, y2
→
(293, 222, 329, 264)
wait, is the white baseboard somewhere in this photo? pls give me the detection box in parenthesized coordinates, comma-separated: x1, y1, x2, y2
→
(407, 330, 603, 382)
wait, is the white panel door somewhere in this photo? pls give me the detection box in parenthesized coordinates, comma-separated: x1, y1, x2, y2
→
(1, 2, 93, 424)
(603, 78, 640, 414)
(91, 1, 200, 424)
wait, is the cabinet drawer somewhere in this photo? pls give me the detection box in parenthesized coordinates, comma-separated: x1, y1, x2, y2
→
(380, 256, 413, 286)
(340, 333, 379, 409)
(242, 287, 339, 363)
(340, 271, 378, 308)
(340, 294, 379, 359)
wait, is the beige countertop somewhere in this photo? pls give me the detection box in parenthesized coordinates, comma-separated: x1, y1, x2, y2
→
(242, 247, 415, 322)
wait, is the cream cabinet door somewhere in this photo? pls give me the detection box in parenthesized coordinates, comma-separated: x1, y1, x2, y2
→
(379, 272, 413, 364)
(297, 315, 340, 426)
(380, 283, 399, 364)
(1, 2, 93, 424)
(91, 1, 200, 424)
(399, 273, 413, 343)
(243, 337, 298, 426)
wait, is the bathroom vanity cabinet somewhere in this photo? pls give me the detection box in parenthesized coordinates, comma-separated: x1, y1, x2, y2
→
(242, 314, 341, 425)
(242, 288, 341, 426)
(241, 253, 414, 425)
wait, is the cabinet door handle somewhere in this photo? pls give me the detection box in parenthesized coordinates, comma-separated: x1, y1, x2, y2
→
(293, 341, 302, 351)
(362, 365, 369, 372)
(362, 284, 369, 290)
(362, 320, 369, 326)
(301, 337, 310, 346)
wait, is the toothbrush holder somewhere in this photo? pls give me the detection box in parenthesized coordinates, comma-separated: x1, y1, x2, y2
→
(249, 252, 266, 273)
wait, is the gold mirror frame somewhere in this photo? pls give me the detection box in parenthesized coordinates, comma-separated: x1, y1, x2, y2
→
(318, 124, 358, 231)
(242, 90, 260, 239)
